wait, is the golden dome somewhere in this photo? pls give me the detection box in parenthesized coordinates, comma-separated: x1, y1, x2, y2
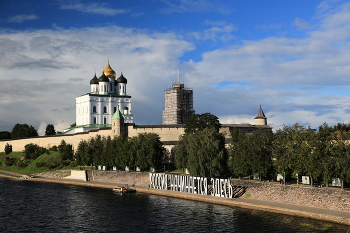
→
(102, 60, 116, 78)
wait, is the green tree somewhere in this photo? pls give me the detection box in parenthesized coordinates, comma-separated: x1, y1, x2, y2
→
(186, 128, 227, 177)
(174, 134, 189, 173)
(272, 123, 320, 184)
(113, 134, 129, 169)
(11, 123, 38, 139)
(58, 140, 73, 161)
(184, 113, 221, 134)
(248, 129, 274, 180)
(175, 112, 226, 177)
(228, 129, 251, 179)
(45, 124, 56, 136)
(4, 143, 12, 155)
(331, 132, 350, 188)
(87, 135, 104, 167)
(131, 133, 164, 171)
(75, 140, 89, 166)
(0, 131, 11, 139)
(102, 136, 115, 169)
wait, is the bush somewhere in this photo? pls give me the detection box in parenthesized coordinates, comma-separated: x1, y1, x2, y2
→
(24, 143, 47, 160)
(4, 156, 15, 166)
(4, 143, 12, 155)
(17, 160, 29, 168)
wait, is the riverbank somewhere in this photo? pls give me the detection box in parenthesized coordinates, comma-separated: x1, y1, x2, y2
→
(1, 170, 350, 226)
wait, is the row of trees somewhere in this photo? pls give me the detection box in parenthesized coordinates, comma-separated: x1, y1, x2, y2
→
(0, 123, 56, 140)
(272, 123, 350, 187)
(75, 133, 164, 171)
(175, 113, 350, 188)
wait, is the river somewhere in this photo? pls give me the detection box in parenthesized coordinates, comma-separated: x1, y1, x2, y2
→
(0, 177, 348, 232)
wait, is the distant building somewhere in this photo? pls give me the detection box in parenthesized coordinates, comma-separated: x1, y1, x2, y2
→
(162, 70, 195, 124)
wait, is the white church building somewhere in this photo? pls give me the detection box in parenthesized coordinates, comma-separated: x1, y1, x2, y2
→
(67, 60, 134, 134)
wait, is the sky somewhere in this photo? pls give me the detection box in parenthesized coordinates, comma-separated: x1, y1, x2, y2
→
(1, 0, 350, 135)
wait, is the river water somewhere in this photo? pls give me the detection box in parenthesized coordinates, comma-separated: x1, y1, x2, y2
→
(0, 177, 348, 232)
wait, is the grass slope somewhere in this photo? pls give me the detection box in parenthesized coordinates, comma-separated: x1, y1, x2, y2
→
(0, 151, 77, 174)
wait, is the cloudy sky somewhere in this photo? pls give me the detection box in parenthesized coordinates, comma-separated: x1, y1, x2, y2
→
(1, 0, 350, 135)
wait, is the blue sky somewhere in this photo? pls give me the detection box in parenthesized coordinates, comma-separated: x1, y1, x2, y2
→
(1, 0, 350, 135)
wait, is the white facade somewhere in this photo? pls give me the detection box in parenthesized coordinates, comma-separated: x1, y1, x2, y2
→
(76, 95, 133, 126)
(74, 61, 134, 132)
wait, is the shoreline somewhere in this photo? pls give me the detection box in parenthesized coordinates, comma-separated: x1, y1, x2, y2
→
(1, 173, 350, 226)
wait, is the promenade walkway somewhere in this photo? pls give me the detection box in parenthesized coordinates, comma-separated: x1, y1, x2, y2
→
(1, 170, 350, 226)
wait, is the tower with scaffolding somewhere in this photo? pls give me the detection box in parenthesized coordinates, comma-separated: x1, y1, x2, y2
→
(162, 70, 195, 124)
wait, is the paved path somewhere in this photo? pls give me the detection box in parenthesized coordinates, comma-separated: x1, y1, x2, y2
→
(1, 171, 350, 226)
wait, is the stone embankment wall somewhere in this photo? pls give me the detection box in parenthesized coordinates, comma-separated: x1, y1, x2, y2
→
(233, 180, 350, 212)
(83, 171, 350, 212)
(90, 171, 150, 187)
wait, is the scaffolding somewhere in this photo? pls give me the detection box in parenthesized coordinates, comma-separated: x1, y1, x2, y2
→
(162, 83, 195, 124)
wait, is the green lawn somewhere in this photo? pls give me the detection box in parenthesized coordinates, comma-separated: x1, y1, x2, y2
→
(0, 151, 78, 175)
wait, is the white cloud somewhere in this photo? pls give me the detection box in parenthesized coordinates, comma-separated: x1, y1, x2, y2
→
(60, 3, 128, 16)
(190, 24, 236, 42)
(7, 14, 38, 23)
(292, 18, 312, 30)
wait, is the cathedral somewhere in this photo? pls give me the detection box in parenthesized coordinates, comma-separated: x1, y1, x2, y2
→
(72, 61, 134, 133)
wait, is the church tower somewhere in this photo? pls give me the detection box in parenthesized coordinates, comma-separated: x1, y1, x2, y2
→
(254, 105, 267, 126)
(162, 69, 195, 124)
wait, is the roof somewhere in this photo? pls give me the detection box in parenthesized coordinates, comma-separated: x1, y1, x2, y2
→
(90, 74, 98, 84)
(98, 73, 109, 82)
(112, 110, 124, 120)
(255, 105, 267, 119)
(116, 73, 127, 84)
(103, 60, 116, 79)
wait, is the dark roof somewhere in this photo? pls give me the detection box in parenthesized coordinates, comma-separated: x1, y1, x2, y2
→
(90, 74, 98, 84)
(98, 73, 109, 82)
(116, 73, 127, 84)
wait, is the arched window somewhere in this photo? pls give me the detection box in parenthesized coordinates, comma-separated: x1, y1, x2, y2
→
(104, 117, 107, 124)
(93, 117, 96, 124)
(123, 106, 129, 115)
(93, 106, 96, 113)
(103, 106, 107, 113)
(114, 107, 117, 113)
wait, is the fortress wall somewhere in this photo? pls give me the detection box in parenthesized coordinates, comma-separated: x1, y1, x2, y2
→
(127, 125, 184, 142)
(0, 128, 113, 152)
